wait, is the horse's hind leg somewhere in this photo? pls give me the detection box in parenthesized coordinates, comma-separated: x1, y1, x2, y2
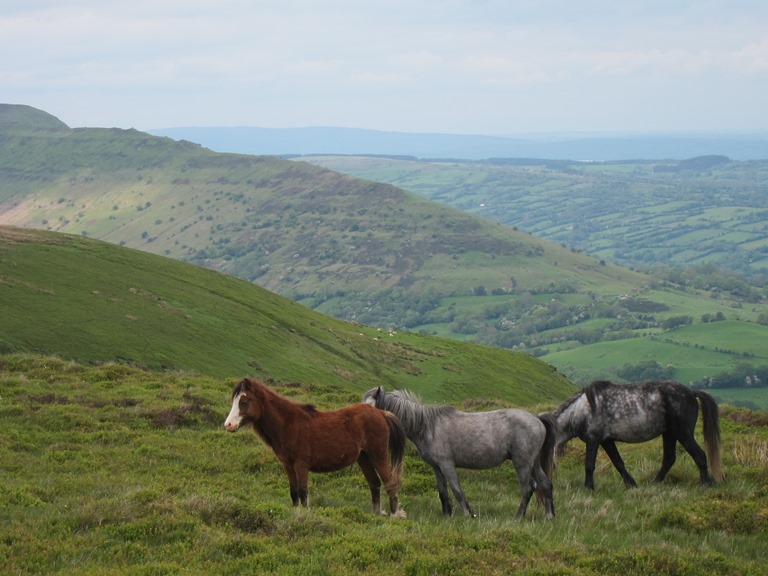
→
(513, 470, 536, 519)
(357, 453, 383, 514)
(678, 432, 712, 485)
(378, 462, 402, 516)
(509, 453, 537, 519)
(652, 432, 678, 483)
(532, 465, 555, 520)
(601, 440, 637, 488)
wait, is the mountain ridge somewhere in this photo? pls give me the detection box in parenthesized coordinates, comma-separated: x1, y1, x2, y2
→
(148, 125, 768, 161)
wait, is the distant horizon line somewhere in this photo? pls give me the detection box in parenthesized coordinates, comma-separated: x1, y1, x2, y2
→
(147, 125, 768, 140)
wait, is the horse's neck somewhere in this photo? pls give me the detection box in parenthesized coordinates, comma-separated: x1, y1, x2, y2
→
(254, 391, 303, 446)
(554, 395, 589, 441)
(387, 395, 435, 440)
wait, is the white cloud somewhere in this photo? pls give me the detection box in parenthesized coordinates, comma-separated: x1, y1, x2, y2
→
(2, 0, 768, 132)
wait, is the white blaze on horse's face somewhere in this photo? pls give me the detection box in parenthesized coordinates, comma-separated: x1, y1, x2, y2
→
(224, 392, 245, 432)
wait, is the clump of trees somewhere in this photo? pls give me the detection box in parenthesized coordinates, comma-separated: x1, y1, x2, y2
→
(693, 361, 768, 390)
(616, 360, 675, 383)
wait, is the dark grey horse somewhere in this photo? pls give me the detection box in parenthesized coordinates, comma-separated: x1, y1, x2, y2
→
(362, 387, 556, 519)
(546, 380, 723, 490)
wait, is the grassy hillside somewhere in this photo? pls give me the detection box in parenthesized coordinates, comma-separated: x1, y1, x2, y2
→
(0, 226, 573, 404)
(0, 105, 644, 298)
(2, 104, 768, 392)
(2, 355, 766, 575)
(299, 154, 768, 276)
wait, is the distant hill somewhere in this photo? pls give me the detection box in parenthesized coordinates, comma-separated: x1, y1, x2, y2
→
(148, 125, 768, 161)
(2, 104, 768, 394)
(0, 103, 68, 131)
(299, 154, 768, 277)
(0, 104, 646, 300)
(0, 226, 574, 404)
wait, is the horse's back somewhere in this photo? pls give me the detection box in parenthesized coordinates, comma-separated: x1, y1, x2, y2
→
(311, 403, 387, 433)
(589, 380, 699, 442)
(432, 408, 545, 469)
(295, 404, 386, 471)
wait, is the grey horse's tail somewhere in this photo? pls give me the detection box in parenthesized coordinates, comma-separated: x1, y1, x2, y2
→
(537, 413, 557, 480)
(384, 411, 406, 490)
(694, 390, 724, 483)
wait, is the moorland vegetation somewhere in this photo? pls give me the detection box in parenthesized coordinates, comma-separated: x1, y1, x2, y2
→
(2, 354, 766, 575)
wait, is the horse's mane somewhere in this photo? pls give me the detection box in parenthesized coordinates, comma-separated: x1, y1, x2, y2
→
(378, 389, 455, 435)
(553, 387, 586, 417)
(235, 377, 317, 414)
(551, 381, 616, 439)
(584, 380, 615, 412)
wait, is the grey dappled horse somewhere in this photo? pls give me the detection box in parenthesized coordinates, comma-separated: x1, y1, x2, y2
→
(362, 387, 556, 519)
(546, 380, 723, 490)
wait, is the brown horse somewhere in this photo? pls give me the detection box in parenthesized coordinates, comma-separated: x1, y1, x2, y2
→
(224, 377, 406, 516)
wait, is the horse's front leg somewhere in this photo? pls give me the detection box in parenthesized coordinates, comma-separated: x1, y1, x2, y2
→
(281, 461, 302, 506)
(583, 440, 600, 490)
(288, 461, 310, 507)
(601, 439, 637, 488)
(439, 462, 475, 517)
(430, 464, 453, 516)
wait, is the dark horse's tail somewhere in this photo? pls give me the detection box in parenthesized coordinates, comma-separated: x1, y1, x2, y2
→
(384, 412, 406, 490)
(694, 390, 724, 483)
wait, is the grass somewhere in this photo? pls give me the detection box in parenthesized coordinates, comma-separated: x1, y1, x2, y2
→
(3, 109, 768, 391)
(0, 226, 574, 406)
(544, 337, 739, 384)
(2, 354, 766, 575)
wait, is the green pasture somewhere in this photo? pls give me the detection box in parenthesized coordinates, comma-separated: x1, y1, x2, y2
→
(665, 321, 768, 360)
(543, 337, 744, 388)
(707, 387, 768, 410)
(2, 355, 766, 575)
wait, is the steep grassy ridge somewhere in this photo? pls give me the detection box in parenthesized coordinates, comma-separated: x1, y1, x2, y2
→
(0, 226, 573, 404)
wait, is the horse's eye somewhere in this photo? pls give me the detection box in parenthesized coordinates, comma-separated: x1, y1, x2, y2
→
(239, 397, 248, 408)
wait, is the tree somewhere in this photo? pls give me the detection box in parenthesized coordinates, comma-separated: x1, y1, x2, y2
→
(617, 360, 674, 383)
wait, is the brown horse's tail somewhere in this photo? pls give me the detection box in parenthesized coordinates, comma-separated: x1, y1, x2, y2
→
(384, 412, 406, 490)
(695, 390, 724, 483)
(537, 413, 557, 480)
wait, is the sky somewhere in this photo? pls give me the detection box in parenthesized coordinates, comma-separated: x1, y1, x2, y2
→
(2, 0, 768, 135)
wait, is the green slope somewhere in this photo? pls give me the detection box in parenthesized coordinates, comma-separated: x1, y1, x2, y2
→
(0, 104, 644, 299)
(2, 104, 767, 388)
(299, 154, 768, 276)
(0, 226, 574, 404)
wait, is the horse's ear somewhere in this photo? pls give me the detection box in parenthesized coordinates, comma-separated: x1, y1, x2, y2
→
(375, 386, 383, 398)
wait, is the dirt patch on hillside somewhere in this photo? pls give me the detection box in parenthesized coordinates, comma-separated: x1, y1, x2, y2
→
(0, 226, 56, 244)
